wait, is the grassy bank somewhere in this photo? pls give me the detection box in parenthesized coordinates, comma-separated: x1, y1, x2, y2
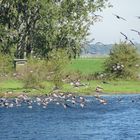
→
(1, 79, 140, 97)
(0, 57, 140, 97)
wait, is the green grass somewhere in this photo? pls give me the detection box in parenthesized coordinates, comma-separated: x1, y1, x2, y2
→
(1, 79, 140, 97)
(88, 80, 140, 94)
(1, 57, 140, 97)
(62, 80, 140, 95)
(66, 58, 105, 74)
(0, 79, 23, 89)
(66, 57, 140, 75)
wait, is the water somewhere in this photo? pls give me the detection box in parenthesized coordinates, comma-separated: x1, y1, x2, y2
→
(1, 94, 140, 140)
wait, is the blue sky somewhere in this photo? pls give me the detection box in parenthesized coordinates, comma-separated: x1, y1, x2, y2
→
(88, 0, 140, 44)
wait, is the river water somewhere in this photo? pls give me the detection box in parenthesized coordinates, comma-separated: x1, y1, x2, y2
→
(0, 94, 140, 140)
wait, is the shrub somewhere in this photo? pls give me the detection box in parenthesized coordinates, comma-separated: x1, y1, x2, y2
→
(47, 49, 70, 89)
(22, 58, 47, 89)
(104, 42, 140, 79)
(22, 49, 70, 89)
(65, 70, 83, 82)
(0, 53, 13, 77)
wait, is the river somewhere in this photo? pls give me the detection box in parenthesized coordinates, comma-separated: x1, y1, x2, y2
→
(0, 94, 140, 140)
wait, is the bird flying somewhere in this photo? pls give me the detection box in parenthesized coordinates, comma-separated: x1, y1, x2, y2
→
(129, 39, 135, 46)
(136, 16, 140, 19)
(120, 32, 128, 40)
(113, 14, 126, 21)
(93, 13, 103, 18)
(120, 32, 135, 46)
(131, 29, 140, 36)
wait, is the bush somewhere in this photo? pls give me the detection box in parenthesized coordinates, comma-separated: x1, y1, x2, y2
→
(85, 72, 107, 81)
(22, 58, 47, 88)
(47, 49, 70, 89)
(0, 53, 13, 77)
(22, 49, 70, 89)
(104, 42, 140, 79)
(65, 70, 83, 82)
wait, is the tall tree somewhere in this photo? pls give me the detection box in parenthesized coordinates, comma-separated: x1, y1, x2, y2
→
(0, 0, 41, 58)
(35, 0, 110, 58)
(0, 0, 110, 58)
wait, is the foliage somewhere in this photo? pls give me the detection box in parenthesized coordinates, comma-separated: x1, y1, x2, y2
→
(22, 49, 69, 89)
(85, 72, 107, 81)
(47, 48, 70, 88)
(104, 42, 140, 79)
(0, 0, 41, 58)
(0, 53, 13, 76)
(0, 0, 110, 58)
(65, 70, 83, 82)
(22, 58, 47, 89)
(37, 0, 110, 58)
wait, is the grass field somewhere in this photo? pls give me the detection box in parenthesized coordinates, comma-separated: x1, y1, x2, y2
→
(66, 58, 105, 74)
(1, 79, 140, 97)
(1, 57, 140, 97)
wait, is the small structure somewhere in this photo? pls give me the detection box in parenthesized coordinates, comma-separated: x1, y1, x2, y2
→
(14, 59, 27, 73)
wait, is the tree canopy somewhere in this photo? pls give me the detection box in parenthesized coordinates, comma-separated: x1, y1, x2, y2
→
(0, 0, 110, 58)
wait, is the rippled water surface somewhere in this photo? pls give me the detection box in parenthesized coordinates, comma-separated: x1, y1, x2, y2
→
(1, 95, 140, 140)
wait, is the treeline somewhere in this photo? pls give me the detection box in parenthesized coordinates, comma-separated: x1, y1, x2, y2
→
(0, 0, 110, 59)
(81, 43, 140, 56)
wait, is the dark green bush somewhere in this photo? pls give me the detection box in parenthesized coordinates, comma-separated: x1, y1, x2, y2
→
(104, 42, 140, 79)
(22, 49, 70, 89)
(0, 53, 13, 77)
(65, 70, 83, 82)
(22, 58, 47, 88)
(47, 49, 70, 89)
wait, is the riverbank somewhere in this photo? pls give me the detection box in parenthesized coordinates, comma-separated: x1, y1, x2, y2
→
(0, 79, 140, 97)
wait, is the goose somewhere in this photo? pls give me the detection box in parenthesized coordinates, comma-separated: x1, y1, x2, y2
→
(113, 13, 126, 21)
(95, 86, 103, 93)
(131, 29, 140, 36)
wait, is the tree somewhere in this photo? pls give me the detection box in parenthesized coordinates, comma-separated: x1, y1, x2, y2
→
(104, 42, 140, 79)
(0, 0, 110, 58)
(36, 0, 110, 58)
(0, 0, 41, 58)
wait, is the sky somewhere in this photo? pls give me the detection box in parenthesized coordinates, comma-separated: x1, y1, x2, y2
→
(88, 0, 140, 44)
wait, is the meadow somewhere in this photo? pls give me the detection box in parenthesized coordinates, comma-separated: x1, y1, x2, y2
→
(1, 57, 140, 97)
(66, 57, 105, 74)
(1, 79, 140, 97)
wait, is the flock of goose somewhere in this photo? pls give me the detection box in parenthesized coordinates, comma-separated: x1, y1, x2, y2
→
(1, 86, 139, 109)
(0, 92, 87, 109)
(0, 86, 108, 109)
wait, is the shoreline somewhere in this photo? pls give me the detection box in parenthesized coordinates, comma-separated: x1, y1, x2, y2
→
(1, 91, 140, 98)
(1, 79, 140, 97)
